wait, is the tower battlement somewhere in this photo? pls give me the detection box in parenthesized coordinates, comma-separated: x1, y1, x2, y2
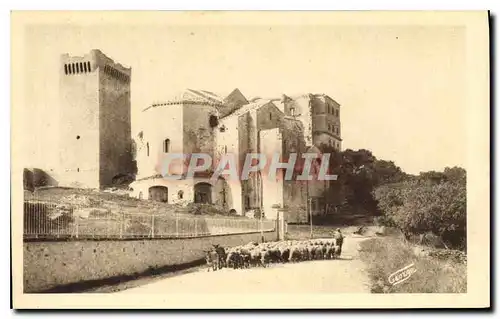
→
(60, 49, 131, 82)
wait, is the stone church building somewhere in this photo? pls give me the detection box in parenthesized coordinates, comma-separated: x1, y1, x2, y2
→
(32, 50, 342, 223)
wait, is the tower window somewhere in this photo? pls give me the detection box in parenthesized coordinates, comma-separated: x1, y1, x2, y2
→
(79, 62, 83, 73)
(76, 135, 80, 140)
(164, 139, 170, 153)
(269, 113, 272, 120)
(290, 107, 295, 116)
(146, 142, 150, 157)
(224, 145, 227, 154)
(71, 63, 75, 74)
(209, 115, 219, 128)
(76, 63, 80, 73)
(64, 64, 68, 75)
(87, 61, 91, 72)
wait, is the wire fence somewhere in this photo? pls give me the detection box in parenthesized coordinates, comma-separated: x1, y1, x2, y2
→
(23, 200, 276, 240)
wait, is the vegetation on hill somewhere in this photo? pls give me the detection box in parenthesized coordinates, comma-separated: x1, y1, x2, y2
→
(24, 187, 245, 218)
(373, 167, 466, 250)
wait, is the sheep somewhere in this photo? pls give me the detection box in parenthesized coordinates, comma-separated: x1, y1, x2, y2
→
(212, 244, 227, 269)
(289, 246, 302, 262)
(279, 246, 290, 263)
(250, 249, 265, 267)
(207, 237, 343, 271)
(226, 250, 242, 269)
(205, 249, 219, 272)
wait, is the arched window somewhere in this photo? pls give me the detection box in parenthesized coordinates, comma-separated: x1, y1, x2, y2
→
(178, 190, 184, 199)
(164, 139, 170, 153)
(146, 142, 150, 157)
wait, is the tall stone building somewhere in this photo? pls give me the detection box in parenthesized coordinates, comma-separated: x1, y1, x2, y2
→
(130, 89, 342, 223)
(56, 49, 133, 188)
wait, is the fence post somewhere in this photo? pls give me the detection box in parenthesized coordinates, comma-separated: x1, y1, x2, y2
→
(119, 211, 123, 239)
(176, 213, 179, 238)
(75, 216, 79, 239)
(194, 218, 197, 237)
(151, 214, 155, 239)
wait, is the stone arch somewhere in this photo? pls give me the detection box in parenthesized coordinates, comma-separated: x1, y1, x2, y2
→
(194, 182, 212, 204)
(148, 185, 168, 203)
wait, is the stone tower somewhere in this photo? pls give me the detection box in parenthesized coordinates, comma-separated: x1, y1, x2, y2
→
(57, 49, 132, 189)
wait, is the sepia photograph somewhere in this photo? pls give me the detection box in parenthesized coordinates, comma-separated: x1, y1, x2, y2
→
(10, 10, 490, 309)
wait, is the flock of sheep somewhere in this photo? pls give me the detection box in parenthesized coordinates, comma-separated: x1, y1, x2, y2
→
(204, 239, 342, 271)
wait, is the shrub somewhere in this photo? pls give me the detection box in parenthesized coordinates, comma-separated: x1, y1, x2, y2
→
(373, 168, 466, 249)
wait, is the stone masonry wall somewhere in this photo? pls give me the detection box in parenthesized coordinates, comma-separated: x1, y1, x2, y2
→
(23, 229, 278, 293)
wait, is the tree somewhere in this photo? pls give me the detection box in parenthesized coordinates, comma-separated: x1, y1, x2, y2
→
(373, 167, 467, 249)
(318, 146, 408, 214)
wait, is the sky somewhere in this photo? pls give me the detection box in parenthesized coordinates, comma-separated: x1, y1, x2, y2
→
(22, 22, 466, 175)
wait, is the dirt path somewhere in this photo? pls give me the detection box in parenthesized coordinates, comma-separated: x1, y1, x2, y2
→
(118, 236, 371, 294)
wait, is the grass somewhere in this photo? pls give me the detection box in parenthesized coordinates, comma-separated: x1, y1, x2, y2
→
(358, 237, 467, 293)
(25, 186, 247, 218)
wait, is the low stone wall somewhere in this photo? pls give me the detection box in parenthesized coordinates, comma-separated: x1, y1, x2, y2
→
(24, 230, 278, 293)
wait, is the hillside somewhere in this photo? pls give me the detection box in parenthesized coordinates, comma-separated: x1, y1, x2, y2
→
(24, 186, 244, 218)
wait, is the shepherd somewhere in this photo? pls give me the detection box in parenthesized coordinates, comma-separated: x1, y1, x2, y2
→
(333, 228, 345, 258)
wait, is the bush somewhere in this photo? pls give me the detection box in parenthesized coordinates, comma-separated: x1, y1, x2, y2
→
(186, 203, 228, 216)
(373, 168, 466, 249)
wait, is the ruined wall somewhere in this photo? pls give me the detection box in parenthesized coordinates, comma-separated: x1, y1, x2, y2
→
(183, 103, 218, 158)
(215, 115, 239, 162)
(215, 115, 243, 215)
(256, 102, 284, 131)
(259, 128, 283, 220)
(283, 96, 314, 146)
(280, 118, 308, 223)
